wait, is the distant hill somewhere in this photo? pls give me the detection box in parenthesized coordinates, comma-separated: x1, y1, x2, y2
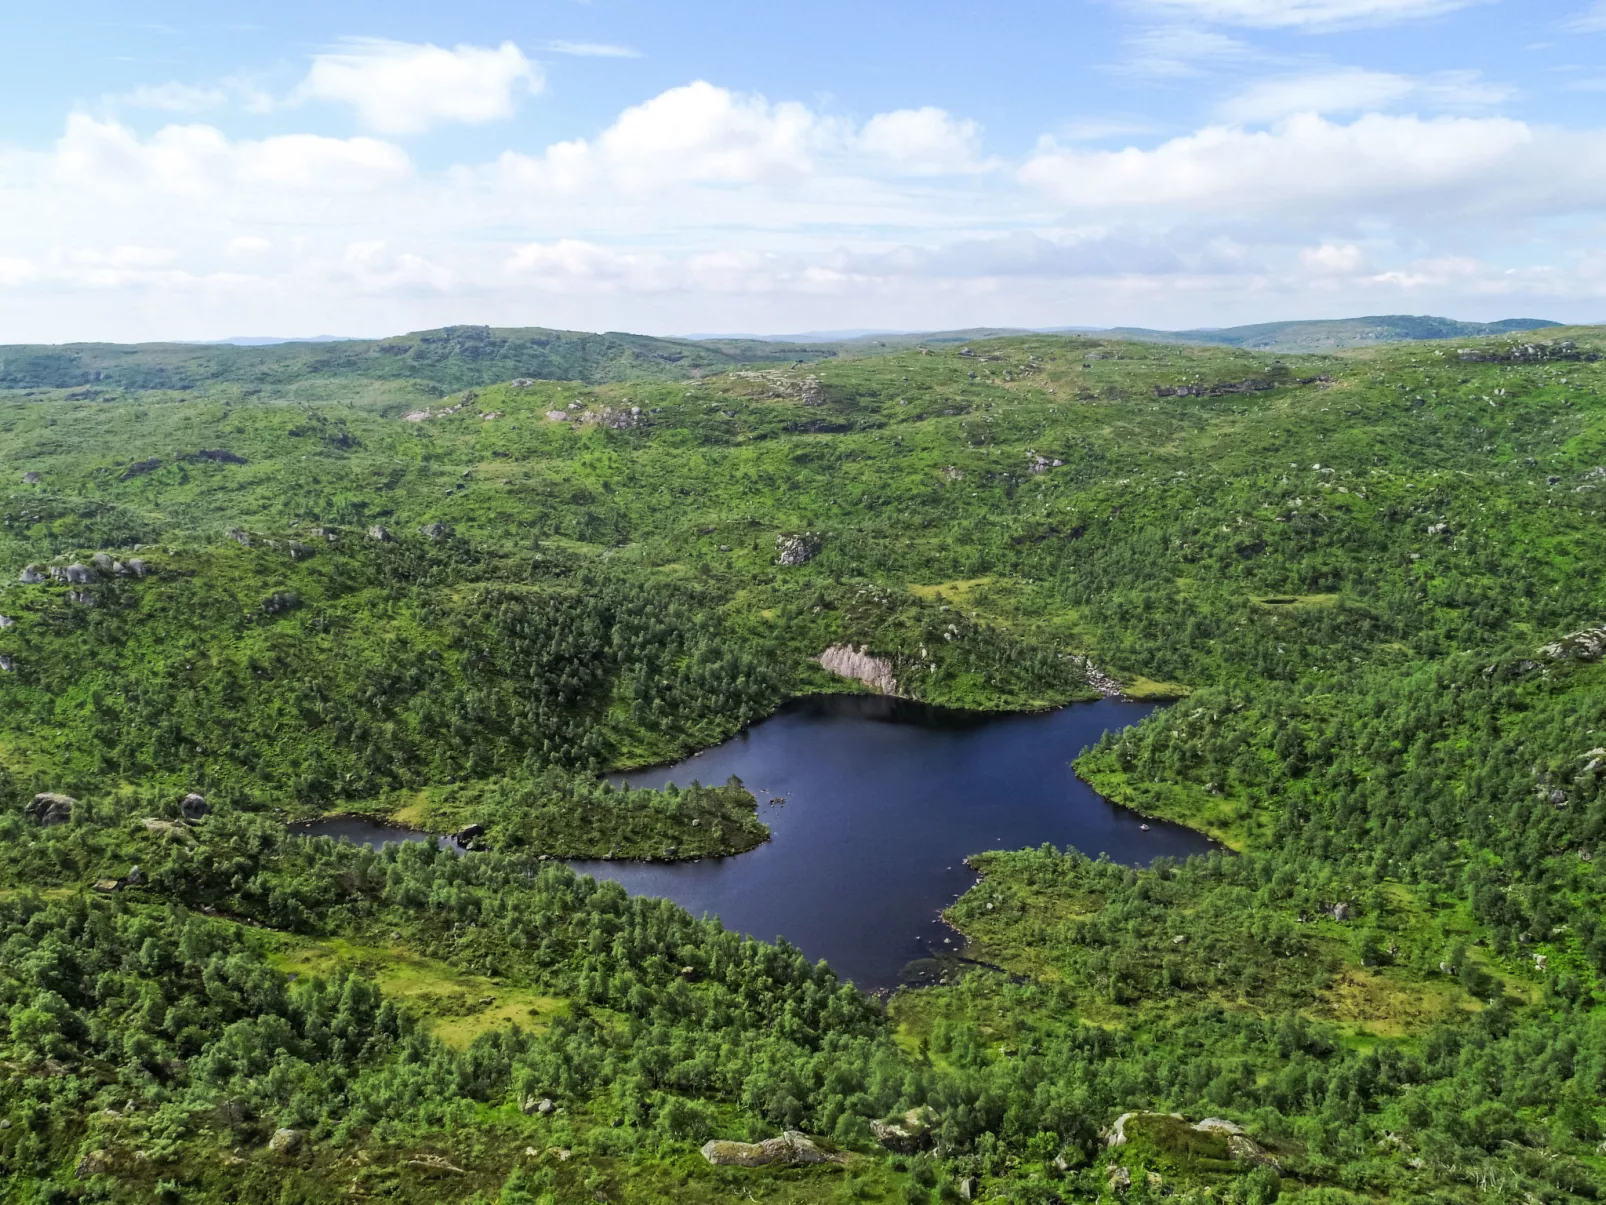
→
(1105, 315, 1561, 353)
(0, 324, 835, 393)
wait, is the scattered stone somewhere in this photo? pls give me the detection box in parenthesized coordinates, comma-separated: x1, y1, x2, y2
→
(192, 449, 246, 464)
(420, 522, 448, 541)
(24, 793, 75, 826)
(287, 541, 313, 559)
(545, 410, 570, 422)
(367, 525, 392, 542)
(958, 1176, 978, 1201)
(119, 458, 163, 481)
(261, 591, 300, 616)
(870, 1107, 937, 1152)
(180, 793, 209, 822)
(0, 655, 12, 673)
(1107, 1165, 1131, 1192)
(1330, 902, 1351, 922)
(225, 528, 252, 547)
(775, 532, 822, 566)
(700, 1131, 841, 1167)
(402, 410, 432, 423)
(91, 552, 114, 571)
(21, 471, 40, 484)
(819, 645, 898, 695)
(142, 817, 196, 844)
(1028, 453, 1065, 474)
(69, 590, 96, 607)
(125, 865, 145, 886)
(18, 565, 45, 584)
(268, 1128, 302, 1155)
(64, 563, 95, 585)
(115, 558, 148, 577)
(93, 878, 121, 893)
(455, 823, 485, 844)
(1427, 522, 1451, 536)
(0, 615, 12, 629)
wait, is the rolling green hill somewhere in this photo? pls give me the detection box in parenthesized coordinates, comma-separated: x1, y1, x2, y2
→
(0, 323, 836, 397)
(1107, 313, 1561, 352)
(3, 324, 1606, 1204)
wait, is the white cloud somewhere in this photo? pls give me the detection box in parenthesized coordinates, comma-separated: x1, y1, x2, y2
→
(295, 39, 543, 134)
(1020, 112, 1567, 215)
(226, 236, 274, 257)
(1124, 0, 1485, 29)
(543, 40, 642, 58)
(1118, 26, 1258, 77)
(1217, 68, 1512, 123)
(857, 108, 987, 174)
(496, 81, 824, 193)
(1300, 242, 1367, 273)
(8, 77, 1606, 341)
(110, 82, 229, 113)
(54, 115, 411, 196)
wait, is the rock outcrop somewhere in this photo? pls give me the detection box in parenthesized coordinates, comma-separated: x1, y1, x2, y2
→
(870, 1107, 937, 1152)
(24, 793, 75, 826)
(268, 1128, 302, 1155)
(819, 645, 898, 695)
(1541, 626, 1606, 661)
(775, 532, 821, 566)
(700, 1131, 840, 1167)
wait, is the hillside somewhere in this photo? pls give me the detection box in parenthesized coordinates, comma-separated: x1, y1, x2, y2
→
(1107, 313, 1561, 352)
(0, 324, 835, 396)
(3, 325, 1606, 1203)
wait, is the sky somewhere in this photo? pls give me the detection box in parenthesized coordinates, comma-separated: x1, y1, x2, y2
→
(4, 0, 1606, 342)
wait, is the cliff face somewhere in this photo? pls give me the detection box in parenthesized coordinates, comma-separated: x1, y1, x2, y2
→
(819, 644, 898, 695)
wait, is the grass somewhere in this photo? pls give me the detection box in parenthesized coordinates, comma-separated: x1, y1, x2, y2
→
(259, 933, 568, 1048)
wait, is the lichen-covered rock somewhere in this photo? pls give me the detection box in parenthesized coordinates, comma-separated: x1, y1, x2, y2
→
(1541, 626, 1606, 661)
(819, 645, 898, 695)
(268, 1128, 302, 1155)
(870, 1107, 937, 1152)
(700, 1131, 840, 1167)
(24, 793, 75, 826)
(776, 532, 821, 566)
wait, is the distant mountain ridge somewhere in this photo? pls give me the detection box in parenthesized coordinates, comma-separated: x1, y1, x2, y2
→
(0, 324, 833, 393)
(1104, 314, 1561, 353)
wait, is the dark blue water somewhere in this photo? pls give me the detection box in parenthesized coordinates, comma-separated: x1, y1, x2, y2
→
(295, 695, 1215, 989)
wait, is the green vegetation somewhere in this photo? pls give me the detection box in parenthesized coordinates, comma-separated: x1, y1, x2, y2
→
(3, 323, 1606, 1201)
(1108, 314, 1561, 353)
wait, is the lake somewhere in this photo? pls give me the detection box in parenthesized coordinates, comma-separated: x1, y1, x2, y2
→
(295, 694, 1215, 989)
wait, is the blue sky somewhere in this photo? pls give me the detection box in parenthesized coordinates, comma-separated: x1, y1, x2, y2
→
(3, 0, 1606, 340)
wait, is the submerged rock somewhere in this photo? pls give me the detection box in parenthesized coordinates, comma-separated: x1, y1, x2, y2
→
(700, 1131, 840, 1167)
